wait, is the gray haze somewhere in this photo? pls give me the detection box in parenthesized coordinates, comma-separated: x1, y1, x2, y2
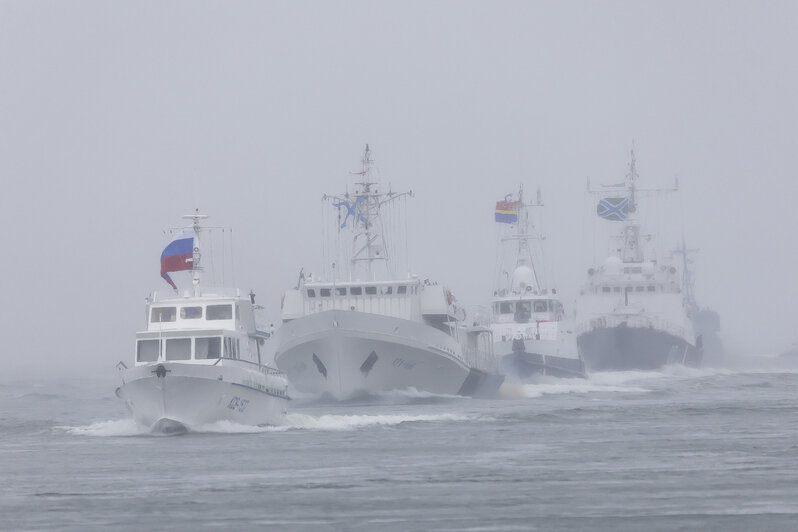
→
(1, 1, 796, 378)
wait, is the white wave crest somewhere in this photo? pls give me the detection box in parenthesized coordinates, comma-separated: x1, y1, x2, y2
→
(282, 412, 471, 431)
(501, 379, 650, 399)
(58, 418, 146, 437)
(62, 413, 473, 436)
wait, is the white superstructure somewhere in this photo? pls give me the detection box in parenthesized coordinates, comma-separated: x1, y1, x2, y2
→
(574, 152, 701, 371)
(275, 145, 502, 398)
(116, 214, 289, 433)
(489, 186, 585, 378)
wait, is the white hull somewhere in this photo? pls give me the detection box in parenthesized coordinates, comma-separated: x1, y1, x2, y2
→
(494, 337, 585, 378)
(117, 361, 288, 431)
(275, 310, 493, 398)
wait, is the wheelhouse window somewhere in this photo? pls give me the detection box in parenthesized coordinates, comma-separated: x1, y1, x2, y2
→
(635, 286, 645, 292)
(514, 301, 532, 322)
(151, 307, 176, 323)
(180, 306, 202, 319)
(165, 338, 191, 360)
(137, 339, 160, 362)
(195, 337, 221, 359)
(207, 304, 233, 320)
(613, 287, 621, 292)
(336, 287, 347, 296)
(307, 289, 316, 298)
(397, 285, 407, 295)
(365, 286, 377, 295)
(648, 285, 657, 292)
(350, 287, 362, 295)
(533, 300, 547, 313)
(602, 286, 611, 293)
(320, 288, 331, 297)
(382, 286, 393, 295)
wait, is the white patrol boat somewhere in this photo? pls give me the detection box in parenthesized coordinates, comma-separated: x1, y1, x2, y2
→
(490, 186, 585, 378)
(574, 152, 702, 371)
(274, 145, 503, 398)
(116, 213, 289, 433)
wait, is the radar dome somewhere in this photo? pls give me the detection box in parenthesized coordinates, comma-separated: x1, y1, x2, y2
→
(511, 265, 538, 294)
(603, 256, 623, 276)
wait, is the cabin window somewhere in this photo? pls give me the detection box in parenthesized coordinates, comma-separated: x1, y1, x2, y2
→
(180, 306, 202, 319)
(602, 286, 611, 293)
(365, 286, 377, 295)
(320, 288, 331, 297)
(307, 289, 316, 298)
(635, 286, 645, 292)
(195, 337, 221, 359)
(515, 301, 532, 322)
(165, 338, 191, 360)
(350, 286, 362, 295)
(625, 286, 633, 292)
(207, 304, 233, 320)
(382, 286, 393, 295)
(151, 307, 176, 323)
(613, 287, 621, 293)
(136, 339, 160, 362)
(397, 285, 407, 295)
(648, 285, 656, 292)
(499, 302, 514, 314)
(533, 301, 547, 313)
(336, 287, 347, 296)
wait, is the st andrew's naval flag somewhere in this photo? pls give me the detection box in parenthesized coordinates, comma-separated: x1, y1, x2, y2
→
(160, 227, 194, 290)
(596, 197, 630, 221)
(495, 200, 520, 224)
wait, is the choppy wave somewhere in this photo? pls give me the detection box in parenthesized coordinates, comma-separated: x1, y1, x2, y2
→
(60, 412, 473, 437)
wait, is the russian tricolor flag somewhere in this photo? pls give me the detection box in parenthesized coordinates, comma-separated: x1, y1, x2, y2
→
(161, 227, 194, 290)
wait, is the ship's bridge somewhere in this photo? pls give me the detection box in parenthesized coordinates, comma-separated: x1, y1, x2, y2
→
(136, 294, 268, 366)
(581, 258, 682, 296)
(491, 296, 564, 324)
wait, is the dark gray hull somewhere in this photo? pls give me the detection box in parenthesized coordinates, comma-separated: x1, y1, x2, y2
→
(577, 326, 701, 372)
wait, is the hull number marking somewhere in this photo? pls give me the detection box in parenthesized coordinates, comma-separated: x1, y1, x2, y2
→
(227, 396, 249, 412)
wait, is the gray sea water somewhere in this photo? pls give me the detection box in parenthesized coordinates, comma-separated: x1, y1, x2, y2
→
(3, 359, 798, 531)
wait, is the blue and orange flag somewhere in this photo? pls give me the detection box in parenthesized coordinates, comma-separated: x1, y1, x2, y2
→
(495, 200, 519, 223)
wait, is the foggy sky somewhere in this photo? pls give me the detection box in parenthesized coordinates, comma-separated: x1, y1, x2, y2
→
(1, 1, 796, 378)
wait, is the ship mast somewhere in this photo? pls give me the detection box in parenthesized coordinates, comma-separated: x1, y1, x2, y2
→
(325, 145, 412, 281)
(621, 151, 643, 263)
(501, 184, 544, 291)
(182, 210, 209, 296)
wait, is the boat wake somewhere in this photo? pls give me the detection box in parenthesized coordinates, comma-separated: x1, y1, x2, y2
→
(58, 418, 146, 437)
(500, 378, 651, 399)
(291, 387, 464, 406)
(59, 412, 474, 437)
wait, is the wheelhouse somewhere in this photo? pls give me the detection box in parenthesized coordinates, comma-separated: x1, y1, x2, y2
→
(135, 332, 251, 364)
(492, 298, 564, 324)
